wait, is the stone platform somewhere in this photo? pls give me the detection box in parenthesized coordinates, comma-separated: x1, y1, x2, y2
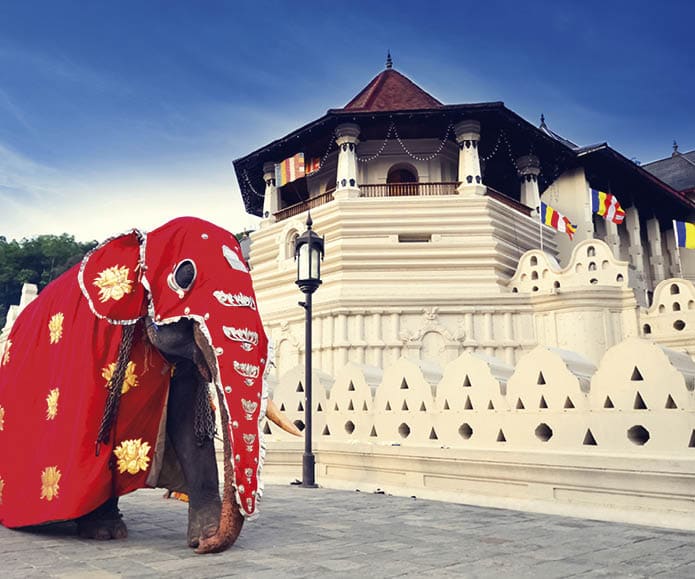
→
(1, 485, 694, 578)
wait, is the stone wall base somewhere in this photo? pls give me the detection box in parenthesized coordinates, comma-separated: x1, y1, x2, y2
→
(257, 441, 695, 531)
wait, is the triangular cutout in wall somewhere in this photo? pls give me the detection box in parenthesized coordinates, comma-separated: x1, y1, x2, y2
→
(634, 391, 648, 410)
(464, 396, 473, 410)
(583, 429, 597, 446)
(496, 429, 507, 442)
(631, 366, 644, 381)
(564, 397, 575, 409)
(665, 394, 677, 409)
(537, 372, 546, 385)
(604, 396, 614, 409)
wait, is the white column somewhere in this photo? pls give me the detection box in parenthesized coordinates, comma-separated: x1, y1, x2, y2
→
(646, 218, 666, 282)
(333, 123, 360, 200)
(604, 219, 621, 259)
(261, 162, 279, 226)
(454, 120, 485, 196)
(516, 154, 541, 212)
(626, 207, 644, 276)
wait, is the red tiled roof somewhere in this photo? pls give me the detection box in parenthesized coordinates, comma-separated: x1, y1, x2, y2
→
(342, 68, 443, 112)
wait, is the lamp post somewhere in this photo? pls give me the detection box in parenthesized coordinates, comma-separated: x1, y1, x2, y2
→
(294, 212, 324, 488)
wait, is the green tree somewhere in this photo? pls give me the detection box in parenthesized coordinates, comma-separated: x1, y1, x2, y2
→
(0, 234, 97, 328)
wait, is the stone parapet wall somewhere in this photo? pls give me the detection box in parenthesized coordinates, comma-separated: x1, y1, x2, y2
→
(262, 337, 695, 527)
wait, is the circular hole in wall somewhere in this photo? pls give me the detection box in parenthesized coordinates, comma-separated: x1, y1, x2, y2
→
(512, 287, 518, 293)
(673, 302, 681, 311)
(458, 423, 473, 439)
(535, 423, 553, 442)
(530, 256, 538, 266)
(398, 423, 411, 439)
(532, 286, 539, 292)
(344, 421, 355, 435)
(627, 425, 650, 445)
(553, 281, 560, 289)
(590, 278, 598, 285)
(674, 320, 686, 331)
(616, 274, 624, 282)
(643, 324, 651, 335)
(294, 420, 305, 432)
(671, 283, 680, 295)
(587, 246, 596, 257)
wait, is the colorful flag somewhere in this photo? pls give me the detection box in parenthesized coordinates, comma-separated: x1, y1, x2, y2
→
(674, 220, 695, 249)
(275, 153, 305, 187)
(305, 157, 321, 176)
(591, 188, 625, 224)
(541, 202, 577, 240)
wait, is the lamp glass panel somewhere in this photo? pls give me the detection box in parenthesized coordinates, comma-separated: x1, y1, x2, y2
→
(298, 243, 310, 280)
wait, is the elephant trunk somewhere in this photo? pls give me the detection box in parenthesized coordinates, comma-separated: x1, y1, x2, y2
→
(195, 386, 244, 554)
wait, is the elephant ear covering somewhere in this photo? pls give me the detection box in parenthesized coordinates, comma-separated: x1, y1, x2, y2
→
(0, 258, 170, 528)
(79, 230, 149, 324)
(143, 217, 268, 518)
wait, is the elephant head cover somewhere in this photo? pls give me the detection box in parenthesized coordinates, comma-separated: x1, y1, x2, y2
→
(0, 217, 268, 528)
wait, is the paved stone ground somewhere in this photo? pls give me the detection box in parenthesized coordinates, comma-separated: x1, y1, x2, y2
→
(2, 484, 695, 578)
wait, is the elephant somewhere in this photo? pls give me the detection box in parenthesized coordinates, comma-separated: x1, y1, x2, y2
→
(0, 216, 298, 553)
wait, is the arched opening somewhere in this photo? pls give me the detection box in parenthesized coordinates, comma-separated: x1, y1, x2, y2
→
(387, 164, 418, 196)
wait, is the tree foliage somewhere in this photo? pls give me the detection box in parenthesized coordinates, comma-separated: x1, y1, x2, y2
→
(0, 234, 97, 328)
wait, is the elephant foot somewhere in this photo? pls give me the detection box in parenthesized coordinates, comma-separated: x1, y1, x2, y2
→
(187, 502, 221, 548)
(77, 498, 128, 540)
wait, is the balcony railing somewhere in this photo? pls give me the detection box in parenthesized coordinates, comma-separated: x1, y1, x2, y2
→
(274, 189, 335, 222)
(273, 182, 459, 222)
(360, 182, 458, 198)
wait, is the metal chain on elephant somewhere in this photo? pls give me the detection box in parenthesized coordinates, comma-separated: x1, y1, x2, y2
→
(95, 323, 138, 455)
(194, 380, 217, 446)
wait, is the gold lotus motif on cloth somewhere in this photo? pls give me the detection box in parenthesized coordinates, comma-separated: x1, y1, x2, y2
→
(46, 388, 59, 420)
(0, 405, 4, 430)
(1, 339, 10, 366)
(113, 438, 151, 475)
(102, 361, 138, 394)
(48, 313, 64, 344)
(93, 265, 133, 303)
(40, 466, 61, 501)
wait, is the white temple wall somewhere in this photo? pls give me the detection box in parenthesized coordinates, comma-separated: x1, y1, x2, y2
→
(263, 338, 695, 529)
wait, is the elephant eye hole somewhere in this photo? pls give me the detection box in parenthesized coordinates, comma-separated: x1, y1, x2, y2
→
(168, 259, 197, 296)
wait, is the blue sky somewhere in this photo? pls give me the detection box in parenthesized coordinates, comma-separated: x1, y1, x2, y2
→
(1, 0, 693, 241)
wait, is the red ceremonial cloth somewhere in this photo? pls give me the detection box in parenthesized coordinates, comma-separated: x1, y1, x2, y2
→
(0, 217, 267, 528)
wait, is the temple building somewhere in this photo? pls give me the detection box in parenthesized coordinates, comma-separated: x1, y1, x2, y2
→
(233, 58, 695, 373)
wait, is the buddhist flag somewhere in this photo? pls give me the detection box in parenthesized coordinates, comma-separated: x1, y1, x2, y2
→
(305, 157, 321, 176)
(541, 202, 577, 240)
(591, 188, 625, 224)
(275, 153, 305, 187)
(674, 220, 695, 249)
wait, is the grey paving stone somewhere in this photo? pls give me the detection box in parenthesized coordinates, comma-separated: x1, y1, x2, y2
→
(1, 485, 694, 578)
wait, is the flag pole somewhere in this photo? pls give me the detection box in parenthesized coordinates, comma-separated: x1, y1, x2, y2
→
(673, 220, 684, 278)
(537, 206, 544, 252)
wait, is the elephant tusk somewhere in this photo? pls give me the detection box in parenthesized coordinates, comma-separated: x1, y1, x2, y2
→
(266, 399, 302, 437)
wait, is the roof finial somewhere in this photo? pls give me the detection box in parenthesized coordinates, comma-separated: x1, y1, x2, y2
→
(386, 50, 393, 69)
(673, 140, 679, 157)
(539, 113, 546, 128)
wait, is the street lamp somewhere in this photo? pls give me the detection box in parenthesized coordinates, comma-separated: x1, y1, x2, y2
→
(294, 212, 324, 488)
